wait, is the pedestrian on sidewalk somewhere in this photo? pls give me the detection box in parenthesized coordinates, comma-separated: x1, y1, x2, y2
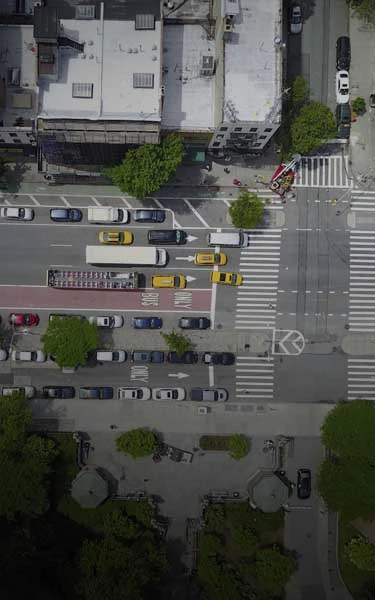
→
(224, 167, 230, 174)
(233, 178, 241, 186)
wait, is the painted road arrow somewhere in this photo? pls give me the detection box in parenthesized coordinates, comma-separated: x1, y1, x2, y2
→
(168, 372, 190, 379)
(186, 235, 198, 242)
(176, 255, 195, 262)
(272, 329, 305, 356)
(186, 275, 197, 282)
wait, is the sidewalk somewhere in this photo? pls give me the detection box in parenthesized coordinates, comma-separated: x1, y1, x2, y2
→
(348, 13, 375, 187)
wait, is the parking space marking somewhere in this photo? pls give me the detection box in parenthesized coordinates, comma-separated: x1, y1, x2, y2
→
(60, 196, 70, 207)
(29, 195, 40, 205)
(90, 196, 101, 206)
(121, 197, 133, 208)
(183, 199, 210, 228)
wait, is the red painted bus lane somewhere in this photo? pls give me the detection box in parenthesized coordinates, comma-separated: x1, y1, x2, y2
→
(0, 286, 212, 313)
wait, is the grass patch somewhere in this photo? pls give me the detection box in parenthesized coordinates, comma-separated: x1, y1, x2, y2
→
(200, 435, 231, 451)
(338, 517, 375, 597)
(59, 496, 153, 534)
(48, 432, 79, 504)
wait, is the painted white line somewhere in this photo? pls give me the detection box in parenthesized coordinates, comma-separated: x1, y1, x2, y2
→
(50, 244, 73, 247)
(209, 365, 214, 386)
(60, 196, 70, 207)
(90, 196, 101, 206)
(121, 197, 133, 209)
(29, 195, 40, 206)
(49, 264, 73, 267)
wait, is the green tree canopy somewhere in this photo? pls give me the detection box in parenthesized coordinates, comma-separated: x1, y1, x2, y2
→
(254, 545, 297, 595)
(318, 401, 375, 519)
(42, 317, 99, 368)
(104, 135, 184, 198)
(291, 101, 336, 154)
(321, 400, 375, 458)
(291, 75, 309, 107)
(0, 393, 57, 520)
(352, 96, 366, 115)
(349, 0, 375, 24)
(228, 434, 250, 460)
(161, 330, 192, 355)
(346, 537, 375, 571)
(228, 190, 264, 229)
(116, 428, 157, 458)
(78, 535, 167, 600)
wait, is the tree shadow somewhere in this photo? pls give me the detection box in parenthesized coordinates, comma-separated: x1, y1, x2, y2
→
(3, 159, 32, 193)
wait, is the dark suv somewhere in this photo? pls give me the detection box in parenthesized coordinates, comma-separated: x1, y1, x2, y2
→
(336, 104, 351, 139)
(336, 36, 350, 70)
(167, 351, 198, 364)
(297, 468, 311, 499)
(147, 229, 187, 245)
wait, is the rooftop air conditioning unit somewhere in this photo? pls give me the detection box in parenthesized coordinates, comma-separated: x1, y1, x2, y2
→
(224, 17, 233, 32)
(34, 1, 42, 7)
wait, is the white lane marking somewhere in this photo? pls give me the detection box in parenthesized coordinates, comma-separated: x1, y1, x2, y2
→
(60, 196, 70, 206)
(184, 199, 210, 228)
(50, 244, 73, 247)
(90, 196, 101, 206)
(49, 264, 73, 267)
(209, 365, 214, 386)
(29, 195, 40, 205)
(0, 304, 211, 314)
(209, 245, 219, 329)
(121, 197, 133, 208)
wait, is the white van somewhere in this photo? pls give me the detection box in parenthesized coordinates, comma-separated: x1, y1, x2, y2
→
(207, 231, 249, 247)
(87, 207, 129, 224)
(96, 350, 127, 363)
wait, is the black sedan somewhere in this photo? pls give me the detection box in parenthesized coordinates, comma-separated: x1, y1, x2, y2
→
(79, 387, 113, 399)
(133, 209, 165, 223)
(50, 208, 83, 222)
(178, 317, 211, 330)
(167, 351, 198, 364)
(202, 352, 235, 365)
(297, 468, 312, 499)
(43, 386, 75, 399)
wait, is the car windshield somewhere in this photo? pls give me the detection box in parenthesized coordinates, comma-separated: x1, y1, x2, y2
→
(174, 277, 180, 286)
(220, 274, 226, 282)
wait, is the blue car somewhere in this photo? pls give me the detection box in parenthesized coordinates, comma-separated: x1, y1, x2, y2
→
(50, 208, 83, 222)
(132, 316, 163, 329)
(133, 209, 165, 223)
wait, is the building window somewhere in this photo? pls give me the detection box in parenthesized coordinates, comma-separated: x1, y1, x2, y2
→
(135, 14, 155, 30)
(234, 127, 242, 132)
(253, 143, 262, 147)
(259, 135, 267, 140)
(264, 128, 273, 132)
(220, 127, 228, 131)
(213, 142, 221, 147)
(250, 127, 258, 132)
(7, 68, 20, 87)
(75, 5, 96, 19)
(72, 83, 94, 98)
(133, 73, 154, 89)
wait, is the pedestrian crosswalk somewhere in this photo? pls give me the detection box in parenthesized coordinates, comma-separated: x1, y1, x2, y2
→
(349, 230, 375, 332)
(350, 190, 375, 213)
(295, 155, 353, 188)
(235, 356, 274, 400)
(235, 229, 282, 330)
(348, 358, 375, 401)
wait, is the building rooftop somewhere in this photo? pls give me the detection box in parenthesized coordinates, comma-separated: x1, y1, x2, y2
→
(223, 0, 282, 123)
(0, 25, 38, 127)
(38, 16, 162, 121)
(161, 25, 215, 131)
(44, 0, 161, 21)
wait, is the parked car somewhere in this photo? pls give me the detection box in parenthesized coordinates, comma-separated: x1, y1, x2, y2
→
(42, 386, 75, 399)
(8, 312, 40, 327)
(290, 5, 302, 34)
(50, 208, 82, 222)
(88, 315, 124, 328)
(202, 352, 235, 365)
(134, 209, 165, 223)
(1, 386, 35, 398)
(0, 207, 34, 221)
(210, 271, 243, 286)
(79, 387, 113, 399)
(336, 36, 351, 70)
(297, 468, 312, 499)
(49, 313, 85, 322)
(152, 388, 186, 401)
(152, 275, 186, 289)
(98, 231, 133, 245)
(336, 103, 351, 139)
(118, 387, 151, 400)
(148, 229, 187, 245)
(167, 351, 198, 364)
(336, 70, 350, 104)
(131, 316, 163, 329)
(95, 350, 127, 362)
(178, 317, 211, 330)
(195, 252, 227, 266)
(190, 388, 228, 402)
(0, 349, 8, 361)
(131, 350, 164, 363)
(11, 350, 46, 362)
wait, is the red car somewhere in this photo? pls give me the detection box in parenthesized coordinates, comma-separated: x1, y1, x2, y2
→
(8, 313, 40, 327)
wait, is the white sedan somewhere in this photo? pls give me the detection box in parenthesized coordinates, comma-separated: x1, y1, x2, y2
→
(0, 207, 34, 221)
(89, 315, 123, 328)
(290, 5, 302, 34)
(117, 387, 151, 400)
(151, 388, 186, 401)
(11, 350, 46, 362)
(336, 70, 350, 104)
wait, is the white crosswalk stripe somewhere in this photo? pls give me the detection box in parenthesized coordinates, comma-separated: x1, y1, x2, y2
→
(348, 358, 375, 401)
(253, 192, 284, 211)
(235, 229, 282, 330)
(350, 190, 375, 213)
(349, 230, 375, 332)
(295, 155, 354, 188)
(235, 356, 274, 400)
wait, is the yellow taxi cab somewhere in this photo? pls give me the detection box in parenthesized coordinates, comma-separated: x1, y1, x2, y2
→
(98, 231, 133, 245)
(210, 271, 243, 286)
(152, 275, 187, 289)
(195, 252, 227, 266)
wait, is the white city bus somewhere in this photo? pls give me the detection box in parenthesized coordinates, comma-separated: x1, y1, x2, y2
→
(85, 245, 168, 266)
